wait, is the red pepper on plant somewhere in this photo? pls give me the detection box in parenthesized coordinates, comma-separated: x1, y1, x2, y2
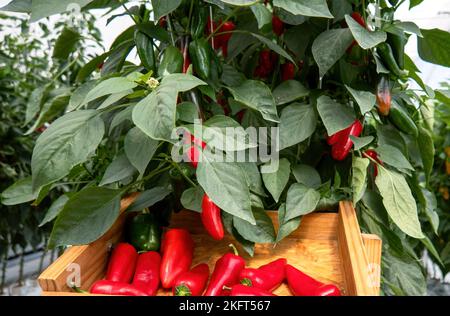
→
(254, 49, 278, 78)
(363, 150, 383, 177)
(328, 120, 363, 161)
(272, 15, 285, 36)
(105, 243, 138, 283)
(132, 251, 161, 296)
(281, 62, 295, 81)
(217, 21, 235, 57)
(239, 258, 286, 291)
(201, 194, 224, 240)
(285, 265, 341, 296)
(376, 76, 391, 116)
(173, 263, 210, 296)
(185, 132, 206, 168)
(204, 244, 246, 296)
(90, 280, 148, 296)
(182, 43, 191, 74)
(160, 228, 194, 289)
(230, 284, 276, 296)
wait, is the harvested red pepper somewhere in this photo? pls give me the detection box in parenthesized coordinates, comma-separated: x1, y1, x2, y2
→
(105, 243, 138, 283)
(285, 265, 341, 296)
(272, 15, 285, 36)
(328, 120, 363, 161)
(239, 258, 286, 291)
(160, 228, 194, 288)
(90, 280, 148, 296)
(230, 284, 276, 296)
(376, 76, 391, 116)
(201, 194, 224, 240)
(363, 150, 383, 177)
(281, 62, 295, 81)
(204, 244, 245, 296)
(173, 263, 210, 296)
(132, 251, 161, 296)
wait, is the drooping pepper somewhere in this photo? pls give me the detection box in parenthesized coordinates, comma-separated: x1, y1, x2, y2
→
(201, 194, 224, 240)
(132, 251, 161, 296)
(160, 228, 194, 289)
(126, 212, 161, 252)
(190, 7, 208, 40)
(185, 133, 206, 168)
(204, 244, 246, 296)
(239, 258, 286, 291)
(230, 284, 276, 296)
(158, 45, 184, 77)
(363, 150, 383, 177)
(272, 15, 285, 36)
(281, 62, 295, 81)
(134, 30, 155, 72)
(387, 31, 406, 69)
(173, 263, 210, 296)
(376, 76, 391, 116)
(105, 243, 138, 283)
(377, 42, 408, 77)
(217, 21, 235, 57)
(388, 101, 419, 137)
(90, 280, 148, 296)
(182, 41, 191, 74)
(189, 38, 212, 80)
(328, 120, 363, 161)
(285, 265, 341, 296)
(254, 49, 278, 78)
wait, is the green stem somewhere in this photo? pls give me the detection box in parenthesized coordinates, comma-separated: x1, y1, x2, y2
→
(228, 244, 239, 256)
(161, 154, 198, 188)
(0, 251, 8, 295)
(186, 0, 195, 33)
(18, 249, 24, 287)
(206, 7, 239, 42)
(118, 0, 139, 24)
(167, 15, 176, 46)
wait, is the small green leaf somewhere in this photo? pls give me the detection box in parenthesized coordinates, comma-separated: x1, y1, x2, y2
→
(99, 153, 136, 186)
(352, 157, 369, 204)
(39, 194, 70, 226)
(285, 183, 320, 221)
(53, 27, 81, 60)
(250, 3, 272, 29)
(124, 127, 159, 176)
(279, 103, 317, 150)
(276, 203, 301, 242)
(317, 95, 355, 136)
(180, 186, 204, 213)
(349, 136, 374, 151)
(273, 80, 309, 106)
(273, 0, 333, 18)
(292, 164, 321, 189)
(127, 187, 172, 212)
(376, 144, 414, 172)
(250, 33, 295, 64)
(261, 158, 291, 203)
(83, 77, 137, 105)
(151, 0, 182, 20)
(418, 28, 450, 67)
(345, 14, 387, 49)
(233, 209, 276, 243)
(345, 85, 376, 114)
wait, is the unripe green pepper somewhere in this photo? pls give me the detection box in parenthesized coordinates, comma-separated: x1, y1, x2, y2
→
(126, 212, 162, 252)
(158, 45, 184, 77)
(134, 30, 156, 72)
(387, 32, 406, 69)
(189, 38, 211, 80)
(377, 42, 408, 78)
(389, 100, 418, 137)
(190, 7, 208, 39)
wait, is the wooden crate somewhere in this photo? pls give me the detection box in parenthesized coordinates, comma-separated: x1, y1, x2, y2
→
(39, 196, 381, 296)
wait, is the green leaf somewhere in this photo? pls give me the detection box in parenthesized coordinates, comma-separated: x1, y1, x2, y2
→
(197, 150, 254, 224)
(375, 167, 424, 239)
(39, 194, 70, 227)
(250, 3, 272, 29)
(53, 27, 81, 60)
(220, 0, 259, 6)
(24, 85, 51, 126)
(285, 183, 320, 221)
(68, 81, 96, 112)
(317, 95, 355, 136)
(127, 187, 172, 212)
(249, 33, 295, 64)
(177, 102, 199, 123)
(48, 187, 122, 248)
(110, 105, 134, 132)
(180, 186, 204, 213)
(420, 236, 444, 267)
(376, 144, 414, 172)
(273, 0, 333, 18)
(273, 80, 309, 106)
(349, 136, 374, 151)
(417, 126, 434, 186)
(99, 153, 136, 186)
(276, 203, 301, 242)
(76, 53, 110, 82)
(418, 28, 450, 67)
(279, 103, 316, 150)
(292, 164, 321, 189)
(227, 80, 279, 123)
(345, 85, 376, 114)
(345, 14, 386, 49)
(352, 157, 369, 204)
(0, 0, 31, 13)
(124, 127, 159, 176)
(83, 77, 137, 105)
(1, 177, 45, 206)
(312, 28, 353, 77)
(238, 162, 266, 197)
(261, 158, 290, 202)
(30, 0, 92, 22)
(234, 208, 275, 243)
(151, 0, 182, 20)
(420, 188, 439, 235)
(31, 110, 105, 191)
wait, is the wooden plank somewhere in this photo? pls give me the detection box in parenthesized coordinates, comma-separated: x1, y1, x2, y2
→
(337, 201, 373, 296)
(362, 234, 382, 296)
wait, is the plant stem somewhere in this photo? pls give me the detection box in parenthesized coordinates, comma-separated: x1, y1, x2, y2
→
(118, 0, 139, 24)
(0, 252, 7, 295)
(38, 237, 48, 274)
(18, 249, 24, 287)
(167, 15, 176, 46)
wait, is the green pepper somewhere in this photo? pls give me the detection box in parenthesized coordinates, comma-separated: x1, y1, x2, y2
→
(134, 30, 155, 72)
(388, 100, 418, 137)
(190, 6, 208, 40)
(377, 42, 408, 78)
(158, 45, 184, 77)
(387, 31, 406, 69)
(189, 38, 211, 80)
(126, 212, 161, 252)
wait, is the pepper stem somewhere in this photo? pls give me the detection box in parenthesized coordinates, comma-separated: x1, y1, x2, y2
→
(71, 285, 89, 294)
(174, 284, 192, 296)
(228, 243, 239, 256)
(222, 285, 232, 291)
(240, 278, 252, 287)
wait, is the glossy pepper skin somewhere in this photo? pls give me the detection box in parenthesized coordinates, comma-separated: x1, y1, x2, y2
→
(285, 265, 341, 296)
(186, 133, 206, 168)
(363, 150, 383, 177)
(173, 263, 210, 296)
(105, 243, 138, 283)
(182, 41, 191, 74)
(134, 30, 155, 72)
(189, 38, 212, 80)
(230, 284, 276, 296)
(217, 21, 235, 57)
(388, 101, 418, 137)
(126, 212, 161, 252)
(281, 62, 295, 81)
(204, 244, 245, 296)
(254, 50, 278, 78)
(160, 228, 194, 289)
(328, 120, 363, 161)
(132, 251, 161, 296)
(190, 7, 208, 40)
(377, 42, 408, 77)
(387, 31, 406, 69)
(158, 45, 184, 77)
(239, 258, 286, 291)
(376, 76, 391, 116)
(272, 15, 284, 36)
(90, 280, 148, 296)
(201, 194, 224, 240)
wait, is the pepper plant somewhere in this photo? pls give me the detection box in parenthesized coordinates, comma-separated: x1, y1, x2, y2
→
(1, 0, 450, 295)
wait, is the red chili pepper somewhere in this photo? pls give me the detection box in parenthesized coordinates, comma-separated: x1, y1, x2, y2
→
(132, 251, 161, 296)
(206, 17, 222, 50)
(105, 243, 138, 283)
(285, 265, 341, 296)
(173, 263, 210, 296)
(272, 15, 285, 36)
(281, 62, 295, 81)
(329, 120, 363, 161)
(376, 77, 391, 116)
(218, 21, 235, 57)
(204, 244, 246, 296)
(186, 133, 206, 168)
(236, 109, 246, 123)
(230, 284, 276, 296)
(254, 50, 278, 78)
(201, 194, 224, 240)
(182, 43, 191, 74)
(90, 280, 148, 296)
(239, 258, 286, 291)
(363, 150, 383, 177)
(160, 228, 194, 289)
(159, 17, 167, 28)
